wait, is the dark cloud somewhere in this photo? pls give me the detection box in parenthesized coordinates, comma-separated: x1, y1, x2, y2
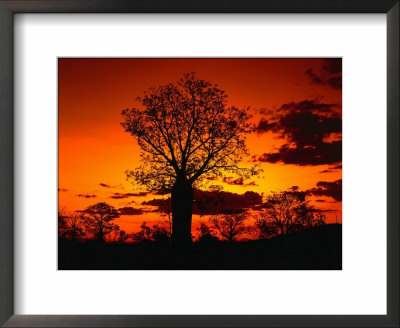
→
(58, 188, 69, 192)
(118, 207, 144, 215)
(153, 189, 171, 195)
(327, 76, 342, 90)
(257, 107, 275, 116)
(142, 189, 263, 215)
(322, 58, 342, 74)
(253, 99, 342, 166)
(223, 177, 244, 185)
(76, 194, 97, 198)
(255, 118, 277, 134)
(222, 177, 258, 187)
(256, 141, 341, 166)
(305, 58, 342, 90)
(319, 163, 342, 173)
(255, 99, 338, 135)
(278, 109, 341, 145)
(305, 68, 323, 84)
(110, 192, 148, 199)
(99, 183, 112, 188)
(142, 198, 170, 208)
(307, 179, 342, 202)
(278, 99, 337, 113)
(194, 190, 263, 215)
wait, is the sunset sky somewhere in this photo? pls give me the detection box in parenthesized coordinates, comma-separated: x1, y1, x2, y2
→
(58, 58, 342, 236)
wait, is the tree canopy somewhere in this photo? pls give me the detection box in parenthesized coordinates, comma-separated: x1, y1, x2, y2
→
(209, 212, 249, 242)
(79, 202, 120, 242)
(121, 73, 258, 190)
(255, 191, 326, 236)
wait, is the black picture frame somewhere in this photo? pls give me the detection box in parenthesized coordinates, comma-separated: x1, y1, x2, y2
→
(0, 1, 398, 327)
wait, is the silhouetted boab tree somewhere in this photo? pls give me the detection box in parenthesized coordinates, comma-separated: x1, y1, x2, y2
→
(79, 202, 119, 242)
(121, 73, 259, 244)
(255, 191, 326, 237)
(209, 212, 248, 242)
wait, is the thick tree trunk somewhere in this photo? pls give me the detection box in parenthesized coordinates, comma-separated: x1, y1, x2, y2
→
(97, 228, 104, 242)
(171, 177, 193, 244)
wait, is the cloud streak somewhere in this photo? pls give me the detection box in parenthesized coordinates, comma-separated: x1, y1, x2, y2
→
(222, 177, 258, 187)
(118, 207, 145, 215)
(142, 189, 263, 215)
(76, 193, 97, 198)
(110, 192, 149, 199)
(307, 179, 342, 202)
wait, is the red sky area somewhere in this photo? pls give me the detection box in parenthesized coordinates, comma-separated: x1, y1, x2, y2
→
(58, 58, 342, 236)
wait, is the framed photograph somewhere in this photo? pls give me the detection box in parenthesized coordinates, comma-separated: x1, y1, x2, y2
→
(57, 57, 342, 270)
(0, 1, 398, 327)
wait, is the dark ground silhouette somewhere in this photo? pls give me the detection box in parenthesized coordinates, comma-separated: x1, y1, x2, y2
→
(58, 224, 341, 270)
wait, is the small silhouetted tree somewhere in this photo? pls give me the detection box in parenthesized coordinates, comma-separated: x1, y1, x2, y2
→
(294, 204, 326, 231)
(131, 222, 170, 243)
(116, 229, 129, 244)
(121, 73, 259, 243)
(209, 212, 248, 242)
(80, 202, 119, 242)
(256, 191, 326, 237)
(59, 212, 86, 241)
(254, 217, 279, 239)
(151, 224, 170, 242)
(196, 223, 219, 242)
(58, 208, 68, 235)
(131, 222, 152, 243)
(109, 226, 129, 244)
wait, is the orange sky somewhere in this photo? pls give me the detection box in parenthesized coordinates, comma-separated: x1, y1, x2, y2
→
(58, 58, 342, 235)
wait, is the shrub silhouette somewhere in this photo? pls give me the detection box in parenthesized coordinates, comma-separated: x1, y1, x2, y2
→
(109, 226, 129, 244)
(209, 212, 248, 242)
(196, 223, 219, 242)
(131, 222, 170, 243)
